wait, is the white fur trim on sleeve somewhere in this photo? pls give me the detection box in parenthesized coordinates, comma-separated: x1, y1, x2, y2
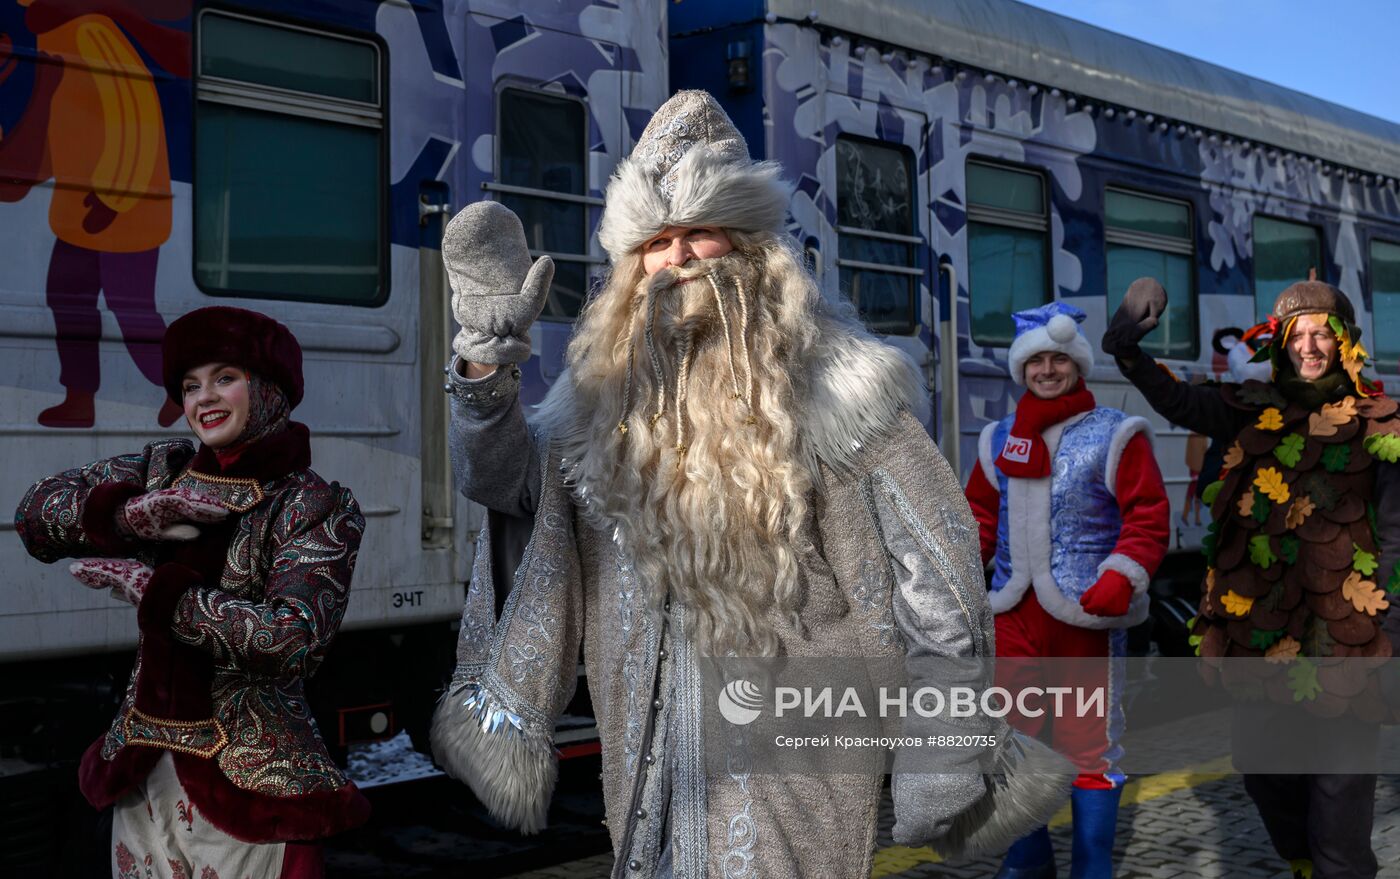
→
(1104, 416, 1153, 498)
(1097, 552, 1151, 593)
(978, 422, 1000, 488)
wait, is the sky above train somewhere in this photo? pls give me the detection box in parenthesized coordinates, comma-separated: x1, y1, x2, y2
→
(1019, 0, 1399, 124)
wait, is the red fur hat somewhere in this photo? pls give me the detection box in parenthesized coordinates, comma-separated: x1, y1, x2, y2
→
(162, 307, 303, 408)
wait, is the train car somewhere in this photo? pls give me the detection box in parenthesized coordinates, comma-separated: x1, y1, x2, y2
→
(667, 0, 1400, 553)
(0, 0, 664, 864)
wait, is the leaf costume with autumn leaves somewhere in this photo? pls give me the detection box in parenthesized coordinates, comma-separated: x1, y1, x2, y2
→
(1110, 283, 1400, 721)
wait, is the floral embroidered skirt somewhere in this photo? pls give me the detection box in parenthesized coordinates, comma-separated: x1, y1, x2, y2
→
(111, 752, 323, 879)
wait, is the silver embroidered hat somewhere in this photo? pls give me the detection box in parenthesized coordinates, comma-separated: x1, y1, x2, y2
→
(596, 90, 790, 262)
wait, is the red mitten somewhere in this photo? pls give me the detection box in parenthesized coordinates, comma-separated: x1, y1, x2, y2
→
(118, 487, 228, 541)
(1079, 570, 1134, 617)
(70, 558, 155, 606)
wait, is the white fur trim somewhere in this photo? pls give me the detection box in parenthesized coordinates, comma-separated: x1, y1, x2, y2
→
(803, 314, 928, 472)
(1007, 325, 1094, 387)
(430, 683, 557, 834)
(1094, 553, 1152, 627)
(988, 413, 1140, 628)
(1103, 416, 1152, 498)
(988, 415, 1082, 616)
(1098, 552, 1151, 593)
(977, 422, 999, 488)
(596, 145, 792, 262)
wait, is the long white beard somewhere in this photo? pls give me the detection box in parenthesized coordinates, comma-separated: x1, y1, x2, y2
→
(559, 246, 820, 655)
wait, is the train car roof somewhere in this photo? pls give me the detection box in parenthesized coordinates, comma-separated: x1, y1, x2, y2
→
(770, 0, 1400, 179)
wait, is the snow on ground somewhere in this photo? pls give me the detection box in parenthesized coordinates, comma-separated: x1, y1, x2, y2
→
(345, 731, 444, 788)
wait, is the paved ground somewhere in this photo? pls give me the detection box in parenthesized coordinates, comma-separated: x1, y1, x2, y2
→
(502, 707, 1400, 879)
(504, 770, 1400, 878)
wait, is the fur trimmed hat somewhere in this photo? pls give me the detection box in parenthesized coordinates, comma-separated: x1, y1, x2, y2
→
(596, 90, 790, 262)
(162, 307, 304, 408)
(1007, 301, 1094, 386)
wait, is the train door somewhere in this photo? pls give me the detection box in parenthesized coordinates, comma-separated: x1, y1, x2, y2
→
(811, 98, 940, 442)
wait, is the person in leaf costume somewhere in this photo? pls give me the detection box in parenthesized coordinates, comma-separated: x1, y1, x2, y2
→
(1105, 277, 1400, 879)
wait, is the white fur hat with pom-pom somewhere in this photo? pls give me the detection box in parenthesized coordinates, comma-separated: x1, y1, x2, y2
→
(1006, 302, 1094, 386)
(596, 90, 791, 263)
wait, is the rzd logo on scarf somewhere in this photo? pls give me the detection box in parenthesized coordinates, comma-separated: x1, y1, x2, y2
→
(1002, 436, 1033, 464)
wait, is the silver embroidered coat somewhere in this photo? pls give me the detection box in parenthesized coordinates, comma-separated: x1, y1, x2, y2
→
(431, 328, 1069, 879)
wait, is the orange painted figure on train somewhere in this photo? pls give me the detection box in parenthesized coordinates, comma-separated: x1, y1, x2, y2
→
(0, 0, 188, 427)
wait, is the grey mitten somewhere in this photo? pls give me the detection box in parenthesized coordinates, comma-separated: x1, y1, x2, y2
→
(1102, 277, 1168, 360)
(891, 770, 989, 846)
(444, 201, 555, 365)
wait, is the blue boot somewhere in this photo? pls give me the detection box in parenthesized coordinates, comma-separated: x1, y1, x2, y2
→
(995, 825, 1056, 879)
(1069, 786, 1122, 879)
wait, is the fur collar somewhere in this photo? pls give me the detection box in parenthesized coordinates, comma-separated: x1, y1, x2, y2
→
(532, 312, 927, 476)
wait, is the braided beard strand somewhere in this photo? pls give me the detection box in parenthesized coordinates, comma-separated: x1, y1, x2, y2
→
(564, 244, 820, 656)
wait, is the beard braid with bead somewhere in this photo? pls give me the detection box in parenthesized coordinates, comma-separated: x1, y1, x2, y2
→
(559, 235, 826, 656)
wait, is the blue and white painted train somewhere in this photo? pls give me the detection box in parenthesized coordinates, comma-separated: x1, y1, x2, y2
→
(2, 0, 1399, 804)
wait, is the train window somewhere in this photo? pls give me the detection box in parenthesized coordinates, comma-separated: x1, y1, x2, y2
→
(1253, 216, 1322, 319)
(1372, 239, 1400, 365)
(496, 88, 590, 320)
(834, 136, 920, 335)
(966, 160, 1049, 347)
(1104, 189, 1198, 359)
(193, 11, 384, 305)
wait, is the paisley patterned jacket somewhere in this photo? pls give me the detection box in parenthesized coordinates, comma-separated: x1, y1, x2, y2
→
(15, 430, 370, 842)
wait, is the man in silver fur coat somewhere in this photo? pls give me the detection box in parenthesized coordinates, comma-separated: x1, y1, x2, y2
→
(431, 90, 1069, 878)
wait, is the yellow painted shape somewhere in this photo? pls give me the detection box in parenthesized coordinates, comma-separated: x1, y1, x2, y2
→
(869, 756, 1235, 878)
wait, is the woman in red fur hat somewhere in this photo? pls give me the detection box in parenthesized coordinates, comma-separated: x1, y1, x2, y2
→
(15, 306, 369, 878)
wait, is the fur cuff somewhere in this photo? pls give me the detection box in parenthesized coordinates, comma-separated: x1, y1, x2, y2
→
(1104, 417, 1152, 495)
(1097, 553, 1150, 593)
(931, 730, 1072, 860)
(430, 681, 557, 834)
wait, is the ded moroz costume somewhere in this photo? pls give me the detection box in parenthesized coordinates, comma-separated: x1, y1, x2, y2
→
(1105, 277, 1400, 879)
(965, 302, 1171, 879)
(431, 90, 1072, 878)
(15, 307, 369, 878)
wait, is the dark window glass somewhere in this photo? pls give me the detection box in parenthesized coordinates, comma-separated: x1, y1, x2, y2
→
(967, 163, 1043, 215)
(498, 89, 588, 320)
(200, 14, 378, 102)
(966, 161, 1048, 346)
(195, 106, 380, 302)
(1106, 189, 1197, 359)
(1254, 216, 1322, 319)
(836, 137, 918, 335)
(194, 12, 383, 305)
(1372, 239, 1400, 363)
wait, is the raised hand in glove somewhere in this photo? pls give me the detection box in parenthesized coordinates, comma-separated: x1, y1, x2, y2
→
(445, 201, 555, 365)
(1102, 277, 1167, 362)
(1080, 570, 1134, 617)
(118, 487, 228, 542)
(70, 558, 154, 606)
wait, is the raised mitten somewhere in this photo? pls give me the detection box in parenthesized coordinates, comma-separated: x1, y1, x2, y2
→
(70, 558, 155, 606)
(1102, 277, 1167, 360)
(444, 200, 555, 365)
(1079, 570, 1134, 617)
(119, 487, 228, 541)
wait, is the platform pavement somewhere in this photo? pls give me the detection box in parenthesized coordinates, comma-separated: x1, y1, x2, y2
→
(505, 767, 1400, 879)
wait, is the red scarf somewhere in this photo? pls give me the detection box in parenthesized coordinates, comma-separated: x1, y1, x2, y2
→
(995, 380, 1096, 478)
